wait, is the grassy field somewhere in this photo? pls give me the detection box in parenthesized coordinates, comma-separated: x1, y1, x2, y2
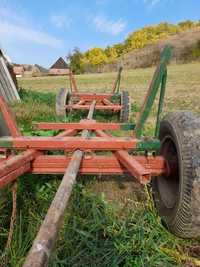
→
(0, 62, 200, 266)
(19, 62, 200, 134)
(19, 62, 200, 113)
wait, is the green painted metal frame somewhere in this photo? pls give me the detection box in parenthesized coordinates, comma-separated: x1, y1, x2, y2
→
(135, 45, 172, 138)
(112, 66, 123, 94)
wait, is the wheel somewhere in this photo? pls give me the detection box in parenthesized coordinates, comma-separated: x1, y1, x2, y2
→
(119, 91, 130, 122)
(55, 88, 71, 117)
(152, 111, 200, 238)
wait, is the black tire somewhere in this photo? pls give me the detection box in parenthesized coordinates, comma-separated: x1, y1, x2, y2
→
(120, 91, 130, 122)
(152, 111, 200, 238)
(55, 88, 71, 117)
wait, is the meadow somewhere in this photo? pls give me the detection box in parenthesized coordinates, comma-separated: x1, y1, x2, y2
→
(0, 62, 200, 266)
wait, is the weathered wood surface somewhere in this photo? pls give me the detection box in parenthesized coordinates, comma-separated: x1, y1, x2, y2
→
(0, 56, 20, 102)
(23, 101, 96, 267)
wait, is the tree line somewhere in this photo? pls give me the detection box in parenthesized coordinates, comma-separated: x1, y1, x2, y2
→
(67, 20, 200, 74)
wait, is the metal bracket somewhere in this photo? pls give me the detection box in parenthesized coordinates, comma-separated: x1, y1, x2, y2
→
(112, 66, 123, 94)
(135, 45, 172, 137)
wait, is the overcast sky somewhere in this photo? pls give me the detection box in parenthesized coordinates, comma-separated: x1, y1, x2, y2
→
(0, 0, 199, 67)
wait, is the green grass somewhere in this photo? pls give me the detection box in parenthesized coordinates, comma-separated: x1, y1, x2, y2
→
(1, 62, 200, 266)
(18, 61, 200, 134)
(18, 62, 200, 117)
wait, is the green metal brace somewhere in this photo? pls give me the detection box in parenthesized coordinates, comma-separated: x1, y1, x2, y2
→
(135, 45, 172, 138)
(113, 66, 123, 94)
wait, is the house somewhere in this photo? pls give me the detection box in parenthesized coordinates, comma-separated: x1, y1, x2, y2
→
(13, 64, 48, 77)
(23, 65, 42, 77)
(13, 65, 25, 77)
(35, 64, 49, 75)
(49, 57, 69, 75)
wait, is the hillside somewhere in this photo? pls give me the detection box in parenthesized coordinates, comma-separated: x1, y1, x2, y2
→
(68, 20, 200, 73)
(89, 28, 200, 72)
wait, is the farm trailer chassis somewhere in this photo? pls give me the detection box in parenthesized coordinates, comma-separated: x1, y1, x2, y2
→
(56, 65, 130, 122)
(0, 45, 200, 266)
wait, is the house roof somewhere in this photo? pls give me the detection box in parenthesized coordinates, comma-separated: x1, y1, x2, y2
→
(50, 57, 68, 69)
(35, 64, 48, 73)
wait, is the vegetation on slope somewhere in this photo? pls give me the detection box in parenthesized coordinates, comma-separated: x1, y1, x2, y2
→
(67, 20, 200, 73)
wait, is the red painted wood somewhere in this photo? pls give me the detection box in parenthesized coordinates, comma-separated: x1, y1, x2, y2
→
(36, 122, 126, 131)
(5, 136, 137, 150)
(65, 104, 121, 111)
(0, 97, 21, 137)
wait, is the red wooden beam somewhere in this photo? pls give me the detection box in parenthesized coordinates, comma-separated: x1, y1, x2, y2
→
(102, 98, 114, 106)
(0, 163, 30, 189)
(0, 153, 167, 189)
(75, 100, 85, 106)
(55, 129, 77, 137)
(95, 130, 153, 184)
(72, 93, 113, 101)
(95, 129, 111, 137)
(0, 149, 39, 178)
(0, 149, 40, 188)
(31, 155, 167, 176)
(0, 154, 167, 188)
(0, 97, 20, 137)
(0, 129, 77, 189)
(0, 136, 137, 150)
(115, 150, 150, 184)
(65, 104, 121, 111)
(36, 122, 130, 131)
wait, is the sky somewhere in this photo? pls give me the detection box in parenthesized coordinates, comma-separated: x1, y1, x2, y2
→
(0, 0, 199, 67)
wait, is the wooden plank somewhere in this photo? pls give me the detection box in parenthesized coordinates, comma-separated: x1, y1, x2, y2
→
(36, 122, 132, 131)
(0, 136, 137, 150)
(0, 57, 20, 102)
(0, 58, 15, 101)
(23, 101, 96, 267)
(0, 65, 13, 102)
(0, 57, 20, 100)
(0, 73, 10, 101)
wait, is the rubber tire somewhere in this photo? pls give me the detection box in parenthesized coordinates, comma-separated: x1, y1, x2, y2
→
(55, 88, 70, 117)
(120, 91, 130, 122)
(152, 111, 200, 238)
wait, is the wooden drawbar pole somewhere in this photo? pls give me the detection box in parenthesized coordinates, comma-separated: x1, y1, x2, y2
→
(23, 101, 96, 267)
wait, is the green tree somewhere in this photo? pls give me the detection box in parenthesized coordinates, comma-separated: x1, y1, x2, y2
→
(124, 23, 180, 52)
(178, 20, 195, 30)
(82, 48, 108, 66)
(105, 46, 118, 62)
(112, 43, 125, 57)
(67, 47, 84, 74)
(80, 20, 199, 70)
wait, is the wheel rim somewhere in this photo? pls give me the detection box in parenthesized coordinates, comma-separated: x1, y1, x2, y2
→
(157, 136, 179, 209)
(66, 92, 71, 115)
(119, 91, 129, 122)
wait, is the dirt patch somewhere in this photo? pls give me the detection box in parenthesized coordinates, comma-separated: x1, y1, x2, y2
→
(86, 175, 146, 205)
(184, 246, 200, 258)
